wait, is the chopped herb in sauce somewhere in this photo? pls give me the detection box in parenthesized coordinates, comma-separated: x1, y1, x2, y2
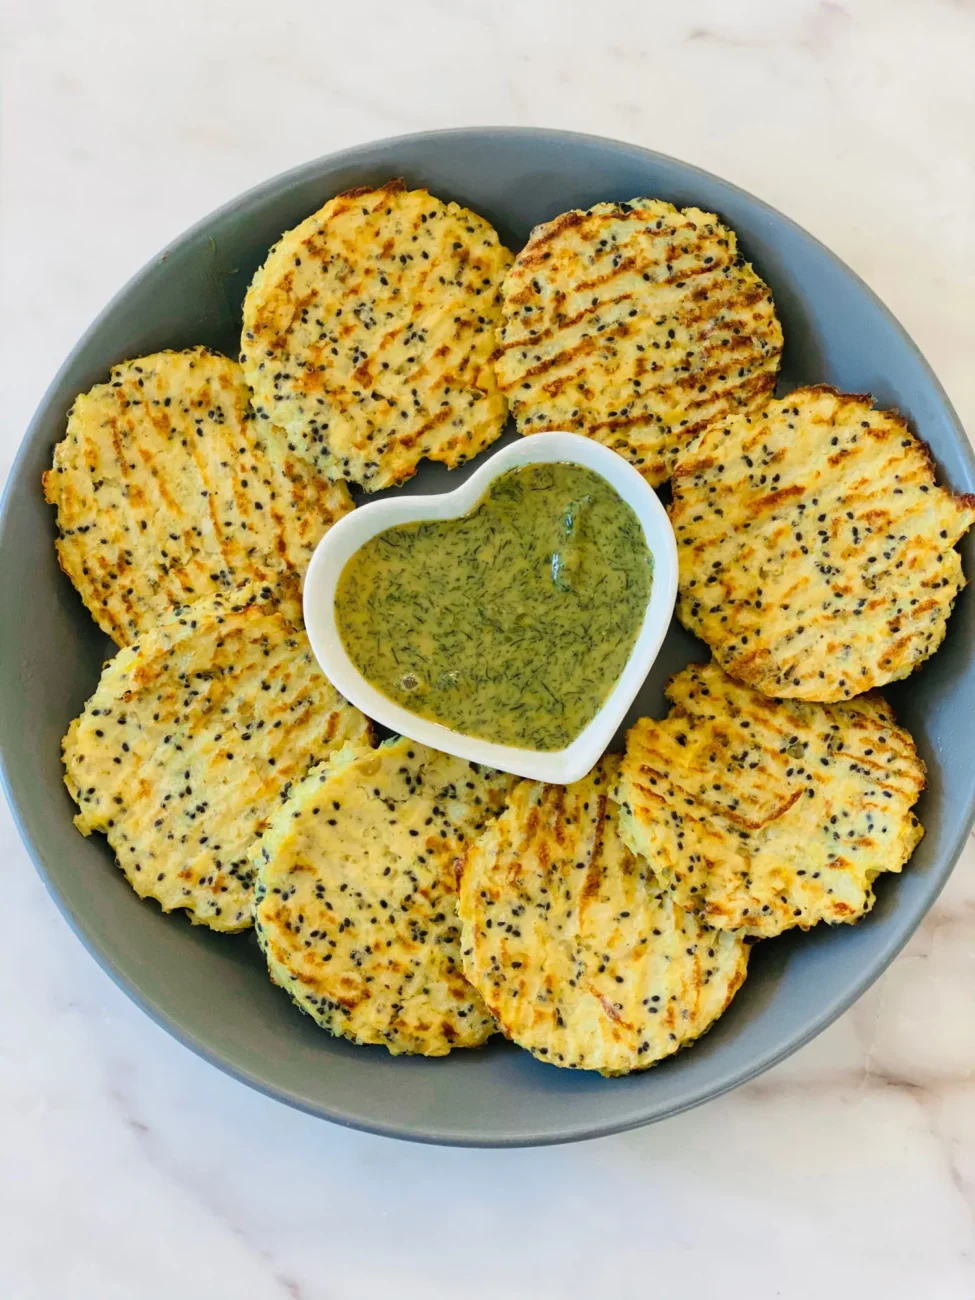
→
(335, 463, 653, 750)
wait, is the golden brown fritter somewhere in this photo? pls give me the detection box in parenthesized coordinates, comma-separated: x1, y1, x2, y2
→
(494, 199, 782, 485)
(240, 180, 512, 491)
(44, 348, 351, 645)
(615, 662, 926, 939)
(63, 588, 371, 931)
(458, 757, 748, 1074)
(253, 737, 514, 1054)
(670, 386, 975, 700)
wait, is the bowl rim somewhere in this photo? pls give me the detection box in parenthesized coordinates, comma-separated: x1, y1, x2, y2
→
(3, 125, 975, 1147)
(302, 431, 677, 784)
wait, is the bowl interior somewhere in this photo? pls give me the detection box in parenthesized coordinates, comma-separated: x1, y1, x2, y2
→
(2, 127, 973, 1147)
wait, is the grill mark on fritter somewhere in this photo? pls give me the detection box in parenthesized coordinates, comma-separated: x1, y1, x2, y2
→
(579, 791, 609, 914)
(336, 178, 407, 205)
(549, 784, 567, 847)
(591, 986, 632, 1030)
(500, 265, 769, 361)
(516, 208, 588, 257)
(499, 335, 599, 385)
(189, 422, 241, 586)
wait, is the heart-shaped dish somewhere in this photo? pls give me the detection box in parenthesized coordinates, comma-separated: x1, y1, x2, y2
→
(303, 432, 677, 783)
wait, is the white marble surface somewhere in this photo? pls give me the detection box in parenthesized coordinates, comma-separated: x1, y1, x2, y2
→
(2, 1, 974, 1295)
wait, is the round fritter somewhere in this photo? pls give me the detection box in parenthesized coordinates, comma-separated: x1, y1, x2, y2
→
(457, 758, 749, 1075)
(239, 180, 513, 492)
(253, 737, 514, 1056)
(494, 198, 782, 486)
(62, 587, 371, 932)
(43, 347, 352, 647)
(671, 386, 975, 701)
(614, 662, 926, 940)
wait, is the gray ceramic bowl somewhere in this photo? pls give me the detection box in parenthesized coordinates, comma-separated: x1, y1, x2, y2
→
(3, 128, 973, 1147)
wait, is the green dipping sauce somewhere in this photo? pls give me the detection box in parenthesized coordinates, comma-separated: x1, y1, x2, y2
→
(334, 462, 653, 751)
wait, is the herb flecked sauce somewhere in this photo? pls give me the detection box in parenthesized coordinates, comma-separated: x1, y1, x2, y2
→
(335, 463, 653, 751)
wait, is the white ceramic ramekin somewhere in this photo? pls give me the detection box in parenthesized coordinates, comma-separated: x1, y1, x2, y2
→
(303, 432, 677, 784)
